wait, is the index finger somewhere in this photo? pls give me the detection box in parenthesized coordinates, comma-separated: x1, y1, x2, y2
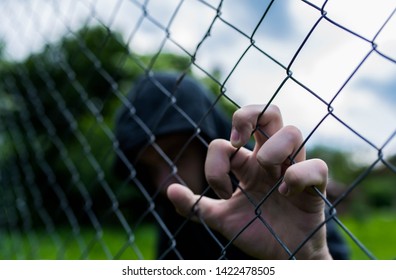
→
(205, 139, 251, 199)
(231, 104, 283, 149)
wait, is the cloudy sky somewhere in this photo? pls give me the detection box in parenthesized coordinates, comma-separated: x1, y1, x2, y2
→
(1, 0, 395, 163)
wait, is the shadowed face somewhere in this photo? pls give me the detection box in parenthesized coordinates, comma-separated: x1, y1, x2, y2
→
(136, 133, 208, 196)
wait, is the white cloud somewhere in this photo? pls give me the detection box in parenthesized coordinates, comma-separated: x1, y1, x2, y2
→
(215, 0, 396, 155)
(0, 0, 394, 158)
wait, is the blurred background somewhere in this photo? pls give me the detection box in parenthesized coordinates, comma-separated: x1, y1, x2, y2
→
(0, 0, 395, 259)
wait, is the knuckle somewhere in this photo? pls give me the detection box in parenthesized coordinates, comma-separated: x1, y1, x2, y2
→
(233, 105, 263, 124)
(283, 125, 303, 142)
(208, 138, 225, 149)
(284, 166, 302, 185)
(256, 151, 271, 167)
(312, 158, 329, 178)
(205, 172, 219, 185)
(267, 104, 281, 117)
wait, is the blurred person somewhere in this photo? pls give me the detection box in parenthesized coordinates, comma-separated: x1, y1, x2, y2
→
(114, 72, 349, 259)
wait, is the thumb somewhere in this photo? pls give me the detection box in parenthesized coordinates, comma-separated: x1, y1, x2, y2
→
(167, 183, 223, 230)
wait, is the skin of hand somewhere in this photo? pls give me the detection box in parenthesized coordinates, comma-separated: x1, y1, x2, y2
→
(167, 104, 332, 260)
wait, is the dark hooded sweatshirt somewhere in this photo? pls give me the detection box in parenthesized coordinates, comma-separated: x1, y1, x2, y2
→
(114, 72, 349, 260)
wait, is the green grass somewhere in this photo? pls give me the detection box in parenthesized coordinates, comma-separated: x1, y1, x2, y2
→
(340, 212, 396, 260)
(2, 214, 395, 260)
(0, 224, 157, 260)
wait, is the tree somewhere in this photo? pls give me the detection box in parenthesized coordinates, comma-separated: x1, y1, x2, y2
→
(0, 25, 194, 227)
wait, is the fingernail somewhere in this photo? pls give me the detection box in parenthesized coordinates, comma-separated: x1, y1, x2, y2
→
(230, 128, 241, 147)
(278, 182, 289, 196)
(216, 189, 231, 199)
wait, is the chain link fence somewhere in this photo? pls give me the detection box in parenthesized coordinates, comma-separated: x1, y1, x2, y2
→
(0, 0, 395, 260)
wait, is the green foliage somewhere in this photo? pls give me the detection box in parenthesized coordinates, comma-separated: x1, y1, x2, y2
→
(200, 69, 239, 118)
(307, 146, 360, 183)
(308, 146, 396, 216)
(0, 39, 5, 59)
(360, 173, 396, 209)
(0, 25, 196, 228)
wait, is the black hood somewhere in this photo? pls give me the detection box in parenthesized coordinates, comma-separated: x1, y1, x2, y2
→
(114, 72, 231, 178)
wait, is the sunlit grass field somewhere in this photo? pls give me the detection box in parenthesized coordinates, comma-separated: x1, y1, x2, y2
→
(340, 212, 396, 260)
(0, 224, 157, 260)
(1, 212, 395, 260)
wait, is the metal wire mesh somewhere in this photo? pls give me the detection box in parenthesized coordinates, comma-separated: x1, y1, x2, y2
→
(0, 0, 395, 260)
